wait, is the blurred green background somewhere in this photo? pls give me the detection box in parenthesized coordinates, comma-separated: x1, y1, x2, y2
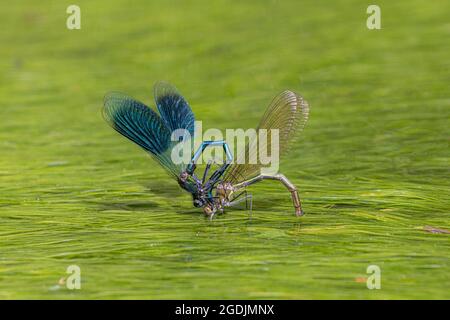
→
(0, 0, 449, 299)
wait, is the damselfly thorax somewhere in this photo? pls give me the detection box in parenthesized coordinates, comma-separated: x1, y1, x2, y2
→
(103, 82, 309, 219)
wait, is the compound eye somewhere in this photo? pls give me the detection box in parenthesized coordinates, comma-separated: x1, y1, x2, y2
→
(193, 199, 203, 207)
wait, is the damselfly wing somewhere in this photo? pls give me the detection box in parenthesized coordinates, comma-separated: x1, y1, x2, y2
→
(223, 90, 309, 185)
(102, 82, 195, 179)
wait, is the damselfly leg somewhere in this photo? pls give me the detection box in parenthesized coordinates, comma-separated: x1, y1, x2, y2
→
(233, 173, 303, 216)
(228, 190, 253, 217)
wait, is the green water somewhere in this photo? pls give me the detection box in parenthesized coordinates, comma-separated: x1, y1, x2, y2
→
(0, 0, 449, 299)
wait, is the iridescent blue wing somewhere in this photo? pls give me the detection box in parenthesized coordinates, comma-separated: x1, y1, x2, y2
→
(103, 92, 183, 179)
(154, 81, 195, 141)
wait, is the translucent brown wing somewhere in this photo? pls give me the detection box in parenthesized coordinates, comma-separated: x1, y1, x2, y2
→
(223, 90, 309, 184)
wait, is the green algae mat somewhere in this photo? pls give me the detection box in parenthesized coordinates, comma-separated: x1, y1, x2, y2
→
(0, 0, 448, 299)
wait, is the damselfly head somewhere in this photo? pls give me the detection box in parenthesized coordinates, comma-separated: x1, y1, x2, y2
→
(193, 198, 205, 208)
(203, 204, 214, 216)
